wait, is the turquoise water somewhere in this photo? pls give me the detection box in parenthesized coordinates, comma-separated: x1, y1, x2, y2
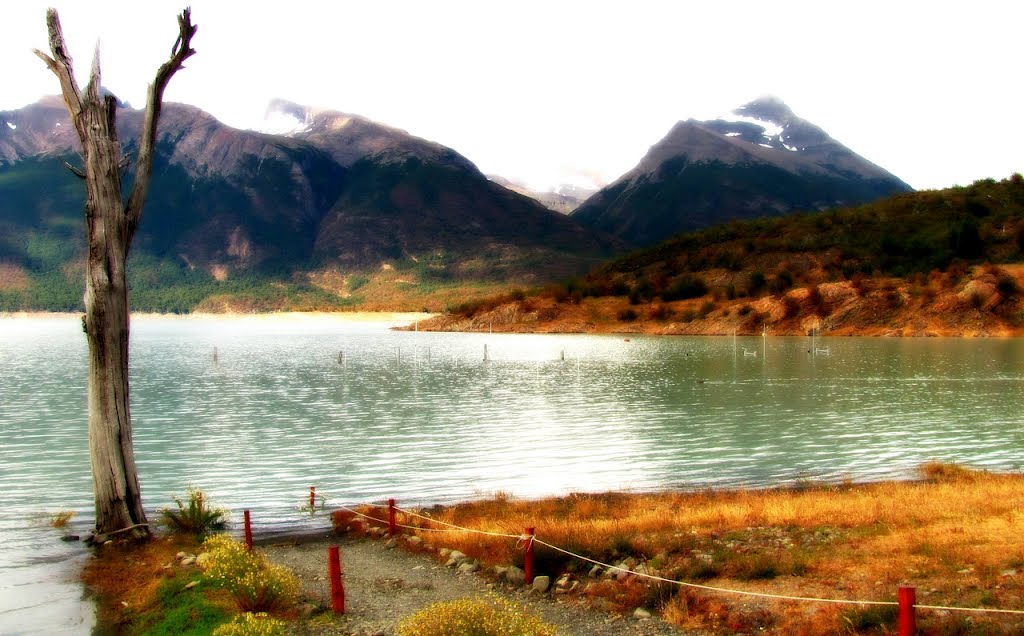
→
(1, 315, 1022, 633)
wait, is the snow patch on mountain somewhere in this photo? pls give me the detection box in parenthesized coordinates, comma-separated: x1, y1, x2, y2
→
(5, 122, 15, 130)
(258, 110, 311, 135)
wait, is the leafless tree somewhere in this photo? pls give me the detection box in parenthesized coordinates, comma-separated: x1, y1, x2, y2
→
(34, 8, 197, 539)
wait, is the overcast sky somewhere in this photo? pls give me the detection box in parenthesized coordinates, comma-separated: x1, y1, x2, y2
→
(3, 1, 1021, 191)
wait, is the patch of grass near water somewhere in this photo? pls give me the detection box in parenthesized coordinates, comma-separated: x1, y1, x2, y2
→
(141, 573, 230, 636)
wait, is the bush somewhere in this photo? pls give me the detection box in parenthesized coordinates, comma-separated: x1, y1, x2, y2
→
(649, 304, 673, 320)
(662, 274, 707, 301)
(396, 595, 557, 636)
(617, 308, 639, 322)
(748, 271, 766, 294)
(782, 296, 800, 319)
(212, 613, 285, 636)
(997, 275, 1019, 297)
(201, 535, 298, 612)
(161, 486, 229, 535)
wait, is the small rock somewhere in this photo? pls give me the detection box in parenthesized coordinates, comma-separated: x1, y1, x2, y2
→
(175, 552, 187, 561)
(299, 603, 318, 619)
(588, 564, 603, 578)
(184, 581, 199, 590)
(438, 548, 451, 559)
(504, 565, 525, 586)
(1001, 569, 1018, 577)
(180, 556, 196, 566)
(385, 538, 398, 550)
(532, 575, 551, 593)
(406, 536, 423, 547)
(458, 561, 480, 574)
(957, 568, 974, 574)
(60, 535, 80, 542)
(634, 608, 652, 619)
(445, 550, 467, 567)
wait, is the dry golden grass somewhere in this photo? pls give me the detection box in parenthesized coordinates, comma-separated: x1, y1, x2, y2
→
(381, 464, 1024, 635)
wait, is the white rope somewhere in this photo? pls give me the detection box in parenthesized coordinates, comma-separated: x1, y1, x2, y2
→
(330, 502, 1024, 617)
(914, 604, 1024, 616)
(532, 538, 896, 607)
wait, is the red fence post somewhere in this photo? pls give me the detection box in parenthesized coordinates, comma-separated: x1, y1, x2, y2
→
(310, 486, 316, 509)
(243, 509, 253, 551)
(328, 546, 345, 614)
(388, 498, 397, 536)
(524, 527, 535, 585)
(898, 586, 917, 636)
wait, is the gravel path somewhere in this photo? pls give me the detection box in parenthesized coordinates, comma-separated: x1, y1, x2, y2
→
(260, 532, 692, 636)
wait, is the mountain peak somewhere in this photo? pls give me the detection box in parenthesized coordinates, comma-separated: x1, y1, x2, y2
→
(571, 97, 913, 246)
(260, 98, 315, 135)
(733, 95, 795, 125)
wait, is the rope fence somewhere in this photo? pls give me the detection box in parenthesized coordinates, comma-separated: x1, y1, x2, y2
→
(242, 494, 1024, 632)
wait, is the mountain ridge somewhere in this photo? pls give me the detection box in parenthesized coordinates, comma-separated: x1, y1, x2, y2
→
(571, 96, 912, 246)
(0, 97, 622, 312)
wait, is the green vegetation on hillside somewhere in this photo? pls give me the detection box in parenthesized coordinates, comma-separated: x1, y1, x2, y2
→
(558, 174, 1024, 303)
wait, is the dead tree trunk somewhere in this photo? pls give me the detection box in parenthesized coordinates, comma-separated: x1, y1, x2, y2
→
(34, 9, 196, 539)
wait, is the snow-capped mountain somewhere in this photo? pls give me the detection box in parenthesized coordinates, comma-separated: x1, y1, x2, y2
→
(572, 96, 913, 246)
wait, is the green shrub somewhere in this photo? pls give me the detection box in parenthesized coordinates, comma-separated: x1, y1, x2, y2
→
(839, 604, 898, 632)
(201, 535, 298, 612)
(161, 486, 228, 536)
(396, 595, 557, 636)
(212, 612, 286, 636)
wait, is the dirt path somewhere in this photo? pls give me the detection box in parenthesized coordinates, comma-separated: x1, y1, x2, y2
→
(261, 532, 691, 636)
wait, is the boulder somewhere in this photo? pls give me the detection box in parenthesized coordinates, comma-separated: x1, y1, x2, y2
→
(532, 575, 551, 593)
(445, 550, 468, 567)
(501, 565, 525, 586)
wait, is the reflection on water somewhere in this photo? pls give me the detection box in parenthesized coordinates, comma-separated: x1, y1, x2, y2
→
(1, 315, 1022, 633)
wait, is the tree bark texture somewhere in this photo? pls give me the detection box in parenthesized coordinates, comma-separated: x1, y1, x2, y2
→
(34, 9, 196, 537)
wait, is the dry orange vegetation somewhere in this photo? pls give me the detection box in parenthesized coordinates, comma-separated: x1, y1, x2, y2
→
(383, 464, 1024, 634)
(414, 264, 1024, 337)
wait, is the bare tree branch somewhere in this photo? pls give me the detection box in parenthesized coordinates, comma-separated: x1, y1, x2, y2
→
(125, 7, 197, 242)
(84, 41, 102, 105)
(63, 160, 87, 179)
(32, 10, 85, 132)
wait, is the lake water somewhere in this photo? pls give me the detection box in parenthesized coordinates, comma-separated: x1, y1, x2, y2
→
(1, 315, 1022, 634)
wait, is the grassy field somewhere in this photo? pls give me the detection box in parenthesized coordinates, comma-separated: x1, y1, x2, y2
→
(374, 463, 1024, 634)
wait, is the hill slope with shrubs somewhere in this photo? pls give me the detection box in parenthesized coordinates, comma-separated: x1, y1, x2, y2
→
(416, 175, 1024, 337)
